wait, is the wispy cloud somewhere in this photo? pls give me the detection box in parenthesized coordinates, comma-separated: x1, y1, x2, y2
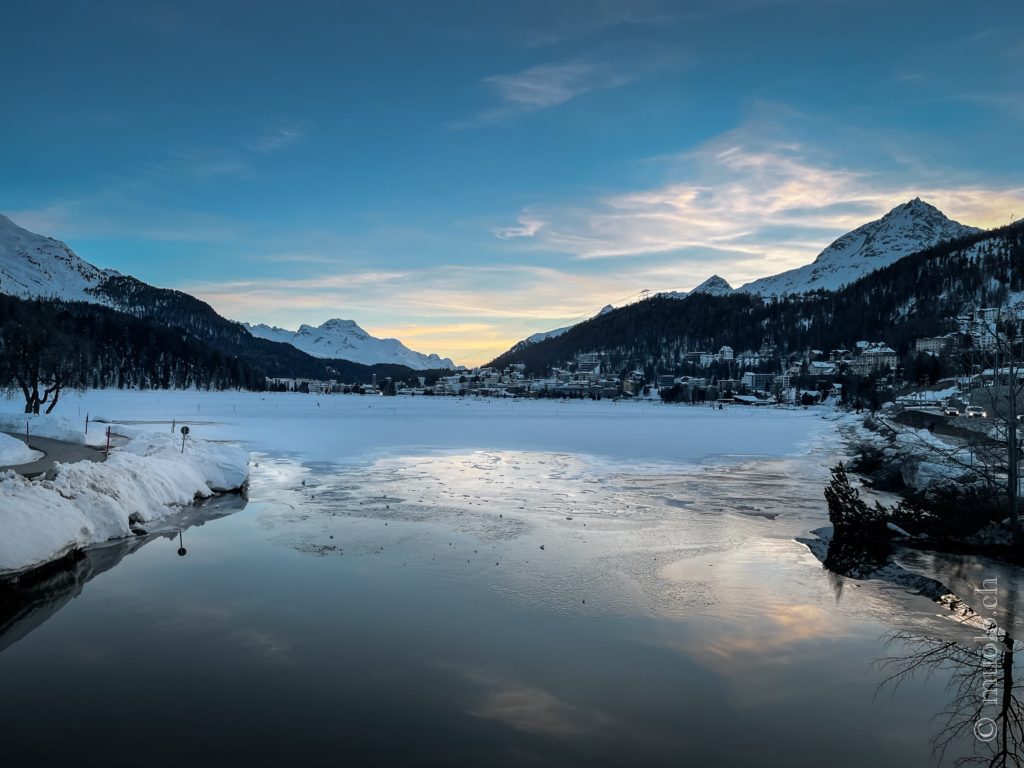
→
(489, 60, 610, 110)
(495, 216, 544, 239)
(453, 45, 682, 128)
(246, 123, 305, 153)
(493, 124, 1024, 285)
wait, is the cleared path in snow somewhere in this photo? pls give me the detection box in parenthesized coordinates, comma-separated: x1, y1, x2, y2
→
(0, 432, 106, 478)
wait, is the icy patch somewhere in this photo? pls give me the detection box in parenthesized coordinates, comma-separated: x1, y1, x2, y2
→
(248, 444, 839, 619)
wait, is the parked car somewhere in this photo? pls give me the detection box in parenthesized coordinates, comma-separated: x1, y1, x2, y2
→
(942, 406, 960, 417)
(965, 406, 987, 418)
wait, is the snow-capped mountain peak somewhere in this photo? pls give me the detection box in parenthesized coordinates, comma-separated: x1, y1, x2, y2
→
(245, 319, 457, 370)
(738, 198, 980, 297)
(0, 213, 117, 301)
(655, 274, 734, 301)
(690, 274, 734, 296)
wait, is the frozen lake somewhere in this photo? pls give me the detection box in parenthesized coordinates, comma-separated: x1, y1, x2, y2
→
(0, 392, 1002, 766)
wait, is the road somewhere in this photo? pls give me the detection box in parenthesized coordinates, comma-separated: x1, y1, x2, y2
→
(0, 433, 107, 479)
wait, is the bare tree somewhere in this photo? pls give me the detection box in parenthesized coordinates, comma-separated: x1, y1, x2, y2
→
(0, 314, 83, 415)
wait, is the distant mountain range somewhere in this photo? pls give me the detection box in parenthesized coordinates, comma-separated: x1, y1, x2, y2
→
(0, 197, 1009, 386)
(245, 319, 455, 370)
(0, 214, 455, 371)
(512, 199, 979, 350)
(490, 200, 1022, 373)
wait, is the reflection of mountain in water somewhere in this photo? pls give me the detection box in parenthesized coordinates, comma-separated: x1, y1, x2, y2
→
(0, 494, 247, 656)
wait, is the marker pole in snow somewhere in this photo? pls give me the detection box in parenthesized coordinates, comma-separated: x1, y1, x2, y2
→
(171, 418, 175, 434)
(105, 427, 111, 457)
(25, 420, 29, 450)
(85, 413, 89, 435)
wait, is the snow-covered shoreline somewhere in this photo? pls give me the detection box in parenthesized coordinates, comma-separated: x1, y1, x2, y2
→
(0, 426, 249, 574)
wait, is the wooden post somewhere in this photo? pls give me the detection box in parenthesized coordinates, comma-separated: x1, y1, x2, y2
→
(105, 427, 111, 457)
(85, 413, 89, 435)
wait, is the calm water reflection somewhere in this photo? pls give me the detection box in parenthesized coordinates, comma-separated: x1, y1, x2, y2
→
(0, 452, 997, 767)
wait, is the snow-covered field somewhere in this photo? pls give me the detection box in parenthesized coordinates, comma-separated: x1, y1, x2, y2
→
(58, 389, 835, 464)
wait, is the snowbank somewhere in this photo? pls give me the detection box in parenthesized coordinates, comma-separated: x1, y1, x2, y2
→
(0, 433, 42, 465)
(0, 432, 249, 574)
(0, 413, 92, 445)
(845, 413, 975, 492)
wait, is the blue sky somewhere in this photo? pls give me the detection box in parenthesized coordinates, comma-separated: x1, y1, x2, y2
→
(3, 0, 1023, 364)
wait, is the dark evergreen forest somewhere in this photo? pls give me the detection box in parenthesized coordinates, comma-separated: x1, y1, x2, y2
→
(0, 293, 446, 395)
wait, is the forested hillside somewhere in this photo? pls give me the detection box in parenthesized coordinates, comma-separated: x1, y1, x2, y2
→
(0, 293, 446, 405)
(490, 221, 1024, 374)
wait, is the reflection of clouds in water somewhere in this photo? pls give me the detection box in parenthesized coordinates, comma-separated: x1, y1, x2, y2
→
(229, 627, 295, 665)
(136, 598, 295, 665)
(447, 664, 619, 740)
(701, 604, 849, 662)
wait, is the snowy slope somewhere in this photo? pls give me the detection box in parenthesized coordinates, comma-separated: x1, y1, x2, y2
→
(522, 305, 614, 345)
(739, 198, 979, 297)
(245, 319, 456, 370)
(0, 214, 116, 301)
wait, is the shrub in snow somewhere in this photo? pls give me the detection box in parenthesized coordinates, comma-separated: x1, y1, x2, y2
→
(824, 464, 889, 539)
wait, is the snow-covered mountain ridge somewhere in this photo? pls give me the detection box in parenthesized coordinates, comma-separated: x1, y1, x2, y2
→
(244, 319, 456, 370)
(0, 213, 117, 302)
(0, 213, 455, 370)
(737, 198, 979, 297)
